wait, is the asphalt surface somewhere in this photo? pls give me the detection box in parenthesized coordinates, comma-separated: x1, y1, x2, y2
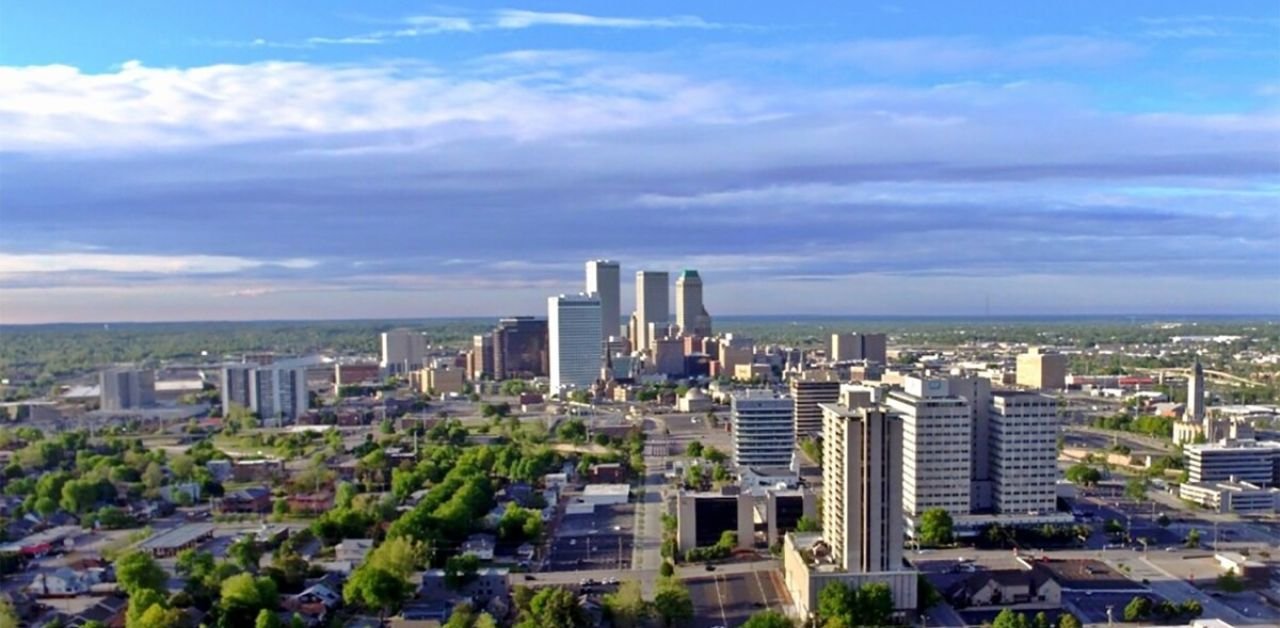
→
(687, 570, 787, 628)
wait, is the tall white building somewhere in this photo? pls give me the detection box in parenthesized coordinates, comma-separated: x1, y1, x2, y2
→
(886, 377, 973, 519)
(548, 294, 603, 395)
(633, 271, 669, 352)
(221, 365, 254, 412)
(380, 329, 427, 373)
(585, 260, 621, 340)
(990, 391, 1060, 515)
(99, 369, 155, 411)
(252, 366, 309, 423)
(730, 392, 795, 469)
(820, 403, 905, 573)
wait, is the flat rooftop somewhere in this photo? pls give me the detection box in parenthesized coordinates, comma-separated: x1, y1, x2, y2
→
(138, 523, 214, 551)
(583, 484, 630, 496)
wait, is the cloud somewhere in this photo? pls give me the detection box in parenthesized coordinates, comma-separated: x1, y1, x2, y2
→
(490, 10, 720, 30)
(0, 253, 316, 275)
(829, 36, 1142, 73)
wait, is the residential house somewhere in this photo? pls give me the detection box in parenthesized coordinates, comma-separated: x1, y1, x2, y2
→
(218, 487, 272, 514)
(336, 539, 374, 564)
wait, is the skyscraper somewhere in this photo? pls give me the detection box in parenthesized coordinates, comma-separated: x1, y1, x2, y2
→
(730, 391, 795, 468)
(887, 377, 973, 520)
(548, 294, 603, 395)
(585, 260, 621, 340)
(380, 329, 427, 373)
(99, 369, 155, 411)
(820, 403, 904, 573)
(675, 269, 712, 337)
(252, 366, 309, 423)
(990, 391, 1060, 515)
(221, 365, 254, 412)
(830, 333, 888, 364)
(1187, 358, 1206, 424)
(492, 317, 549, 380)
(790, 373, 841, 437)
(634, 270, 669, 352)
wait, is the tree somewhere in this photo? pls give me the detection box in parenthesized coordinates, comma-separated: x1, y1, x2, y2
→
(602, 580, 647, 628)
(1125, 476, 1149, 502)
(1217, 568, 1244, 593)
(1032, 611, 1051, 628)
(135, 603, 185, 628)
(1124, 596, 1152, 621)
(0, 597, 16, 628)
(794, 515, 820, 533)
(1057, 613, 1083, 628)
(1179, 600, 1203, 618)
(818, 581, 894, 628)
(345, 567, 408, 620)
(685, 441, 703, 458)
(127, 587, 167, 627)
(60, 479, 98, 514)
(444, 554, 480, 590)
(229, 536, 263, 572)
(742, 610, 793, 628)
(703, 446, 726, 464)
(518, 587, 589, 628)
(142, 462, 165, 491)
(992, 608, 1030, 628)
(220, 574, 279, 627)
(918, 508, 954, 546)
(1186, 528, 1202, 548)
(917, 574, 941, 612)
(653, 579, 694, 627)
(444, 604, 476, 628)
(255, 608, 283, 628)
(659, 561, 674, 577)
(116, 550, 167, 595)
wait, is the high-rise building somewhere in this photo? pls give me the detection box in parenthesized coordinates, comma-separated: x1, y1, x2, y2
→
(548, 294, 603, 395)
(675, 269, 712, 337)
(730, 392, 795, 469)
(947, 376, 994, 511)
(830, 333, 888, 364)
(585, 260, 621, 340)
(990, 391, 1060, 515)
(1015, 347, 1066, 390)
(492, 317, 549, 380)
(634, 270, 669, 352)
(221, 365, 254, 412)
(1188, 358, 1207, 424)
(252, 366, 309, 423)
(99, 369, 155, 411)
(470, 334, 494, 380)
(380, 329, 427, 373)
(819, 403, 904, 573)
(886, 378, 973, 519)
(790, 373, 841, 438)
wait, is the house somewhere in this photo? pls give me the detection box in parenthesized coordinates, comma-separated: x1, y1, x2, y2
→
(70, 594, 128, 627)
(461, 534, 496, 561)
(590, 463, 626, 483)
(233, 458, 285, 482)
(288, 492, 334, 515)
(29, 568, 94, 596)
(218, 487, 272, 514)
(283, 582, 343, 623)
(947, 570, 1056, 608)
(206, 459, 233, 482)
(419, 568, 510, 617)
(336, 539, 374, 563)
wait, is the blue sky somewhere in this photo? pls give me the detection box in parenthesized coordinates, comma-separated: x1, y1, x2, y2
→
(0, 1, 1277, 323)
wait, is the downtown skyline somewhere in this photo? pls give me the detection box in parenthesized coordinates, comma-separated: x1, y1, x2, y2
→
(1, 1, 1278, 323)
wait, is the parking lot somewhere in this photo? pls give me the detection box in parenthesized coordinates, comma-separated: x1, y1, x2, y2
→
(687, 571, 787, 628)
(546, 503, 634, 571)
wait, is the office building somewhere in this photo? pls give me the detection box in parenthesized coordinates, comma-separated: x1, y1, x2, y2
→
(650, 338, 686, 377)
(221, 366, 254, 412)
(1184, 441, 1280, 486)
(819, 403, 905, 573)
(334, 363, 381, 388)
(1015, 347, 1067, 390)
(790, 373, 841, 438)
(886, 378, 973, 519)
(419, 367, 466, 396)
(675, 270, 712, 337)
(634, 270, 669, 352)
(99, 369, 156, 411)
(730, 392, 795, 469)
(830, 333, 888, 364)
(947, 376, 994, 510)
(548, 294, 603, 395)
(252, 366, 309, 423)
(492, 317, 549, 380)
(585, 260, 621, 340)
(380, 329, 427, 373)
(675, 488, 754, 553)
(990, 391, 1060, 515)
(469, 334, 494, 380)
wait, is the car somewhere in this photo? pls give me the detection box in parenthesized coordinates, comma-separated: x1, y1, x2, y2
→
(524, 575, 536, 581)
(705, 564, 716, 571)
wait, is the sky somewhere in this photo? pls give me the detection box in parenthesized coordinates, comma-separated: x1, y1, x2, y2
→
(1, 1, 1278, 323)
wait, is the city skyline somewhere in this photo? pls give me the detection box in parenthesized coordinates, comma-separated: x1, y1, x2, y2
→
(2, 2, 1278, 323)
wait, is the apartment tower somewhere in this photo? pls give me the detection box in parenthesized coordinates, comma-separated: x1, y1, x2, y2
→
(819, 403, 905, 573)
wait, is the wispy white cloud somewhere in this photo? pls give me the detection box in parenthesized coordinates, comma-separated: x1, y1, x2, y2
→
(0, 253, 316, 274)
(490, 10, 720, 31)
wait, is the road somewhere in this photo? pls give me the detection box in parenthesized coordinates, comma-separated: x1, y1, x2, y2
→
(526, 559, 782, 587)
(632, 418, 669, 597)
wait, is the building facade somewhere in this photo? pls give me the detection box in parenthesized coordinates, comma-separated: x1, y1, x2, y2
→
(830, 333, 888, 364)
(1185, 441, 1280, 486)
(380, 329, 427, 373)
(252, 366, 309, 423)
(990, 391, 1060, 515)
(548, 294, 603, 395)
(585, 259, 621, 340)
(99, 369, 156, 411)
(1015, 347, 1067, 390)
(633, 270, 669, 352)
(470, 334, 494, 380)
(675, 269, 712, 337)
(820, 404, 905, 573)
(730, 392, 795, 469)
(790, 374, 841, 438)
(221, 366, 254, 412)
(887, 378, 973, 519)
(492, 317, 549, 380)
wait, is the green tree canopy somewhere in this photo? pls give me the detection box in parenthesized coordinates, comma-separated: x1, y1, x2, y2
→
(653, 579, 694, 628)
(742, 610, 793, 628)
(917, 508, 954, 546)
(115, 550, 167, 596)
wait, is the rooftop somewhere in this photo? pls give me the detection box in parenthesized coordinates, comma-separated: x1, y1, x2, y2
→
(582, 484, 630, 497)
(138, 523, 214, 551)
